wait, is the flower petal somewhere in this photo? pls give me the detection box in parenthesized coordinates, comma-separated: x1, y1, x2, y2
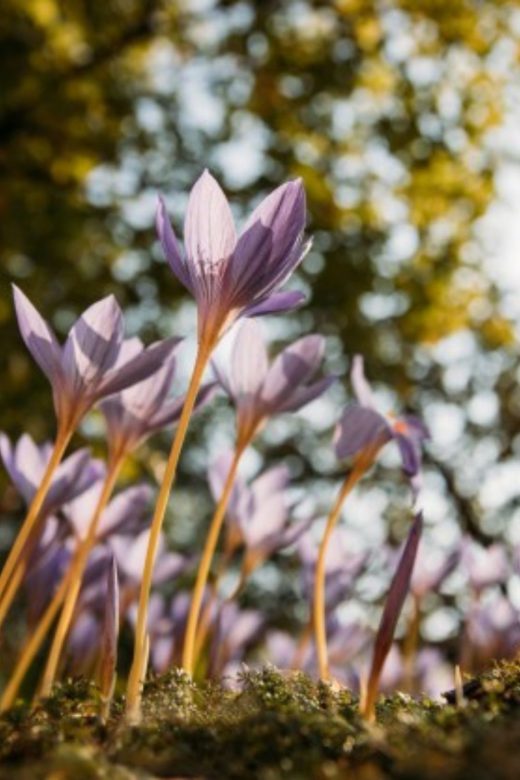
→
(61, 295, 124, 394)
(394, 432, 422, 477)
(241, 290, 306, 319)
(149, 381, 218, 430)
(98, 484, 152, 538)
(12, 285, 63, 385)
(230, 320, 269, 408)
(351, 355, 377, 408)
(334, 404, 391, 460)
(261, 334, 326, 411)
(156, 196, 193, 292)
(46, 448, 104, 513)
(229, 180, 306, 303)
(184, 170, 237, 297)
(274, 375, 336, 414)
(97, 337, 181, 399)
(0, 433, 43, 503)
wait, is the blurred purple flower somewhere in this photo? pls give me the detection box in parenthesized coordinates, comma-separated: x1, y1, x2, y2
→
(459, 537, 509, 594)
(334, 355, 429, 499)
(64, 482, 153, 542)
(210, 601, 264, 677)
(298, 528, 368, 613)
(411, 543, 459, 599)
(99, 337, 216, 459)
(0, 433, 104, 516)
(464, 593, 520, 671)
(213, 319, 335, 446)
(157, 171, 308, 344)
(209, 452, 314, 577)
(111, 528, 188, 588)
(13, 286, 179, 430)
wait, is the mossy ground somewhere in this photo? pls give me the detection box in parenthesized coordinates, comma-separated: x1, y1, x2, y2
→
(0, 662, 519, 779)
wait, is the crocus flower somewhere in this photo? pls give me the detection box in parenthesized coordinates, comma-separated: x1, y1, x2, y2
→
(209, 452, 314, 578)
(459, 537, 509, 594)
(464, 594, 520, 671)
(99, 338, 216, 459)
(13, 286, 179, 431)
(0, 434, 104, 516)
(64, 482, 153, 542)
(111, 528, 188, 589)
(157, 170, 308, 345)
(210, 601, 264, 677)
(334, 355, 429, 500)
(411, 543, 459, 599)
(213, 319, 335, 447)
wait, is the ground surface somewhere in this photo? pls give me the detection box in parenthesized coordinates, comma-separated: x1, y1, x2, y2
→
(0, 662, 519, 779)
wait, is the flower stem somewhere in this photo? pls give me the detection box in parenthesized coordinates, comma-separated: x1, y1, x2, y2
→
(313, 449, 376, 680)
(182, 444, 245, 676)
(38, 455, 124, 700)
(0, 426, 72, 610)
(125, 341, 213, 722)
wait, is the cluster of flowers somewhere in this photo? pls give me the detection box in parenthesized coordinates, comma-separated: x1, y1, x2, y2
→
(0, 173, 517, 723)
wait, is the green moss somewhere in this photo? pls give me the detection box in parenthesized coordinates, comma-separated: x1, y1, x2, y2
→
(0, 662, 519, 779)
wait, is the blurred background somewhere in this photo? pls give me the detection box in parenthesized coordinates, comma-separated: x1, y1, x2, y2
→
(2, 0, 520, 690)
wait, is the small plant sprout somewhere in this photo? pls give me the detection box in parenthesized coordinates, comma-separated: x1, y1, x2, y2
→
(361, 512, 423, 722)
(314, 355, 428, 680)
(0, 288, 176, 626)
(127, 172, 308, 719)
(181, 319, 333, 675)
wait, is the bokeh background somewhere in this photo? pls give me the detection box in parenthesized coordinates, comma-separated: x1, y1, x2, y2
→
(2, 0, 520, 687)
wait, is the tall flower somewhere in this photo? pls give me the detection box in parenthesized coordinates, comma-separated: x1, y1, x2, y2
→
(0, 288, 178, 621)
(314, 355, 428, 681)
(127, 173, 310, 719)
(13, 287, 179, 432)
(157, 170, 308, 346)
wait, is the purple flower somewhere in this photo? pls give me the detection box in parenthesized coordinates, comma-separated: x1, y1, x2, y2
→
(334, 355, 429, 499)
(13, 286, 179, 430)
(99, 338, 216, 458)
(64, 482, 153, 542)
(209, 452, 314, 576)
(459, 537, 509, 594)
(465, 594, 520, 668)
(210, 601, 264, 676)
(0, 433, 104, 516)
(157, 171, 308, 344)
(411, 543, 459, 599)
(110, 528, 188, 587)
(213, 319, 335, 446)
